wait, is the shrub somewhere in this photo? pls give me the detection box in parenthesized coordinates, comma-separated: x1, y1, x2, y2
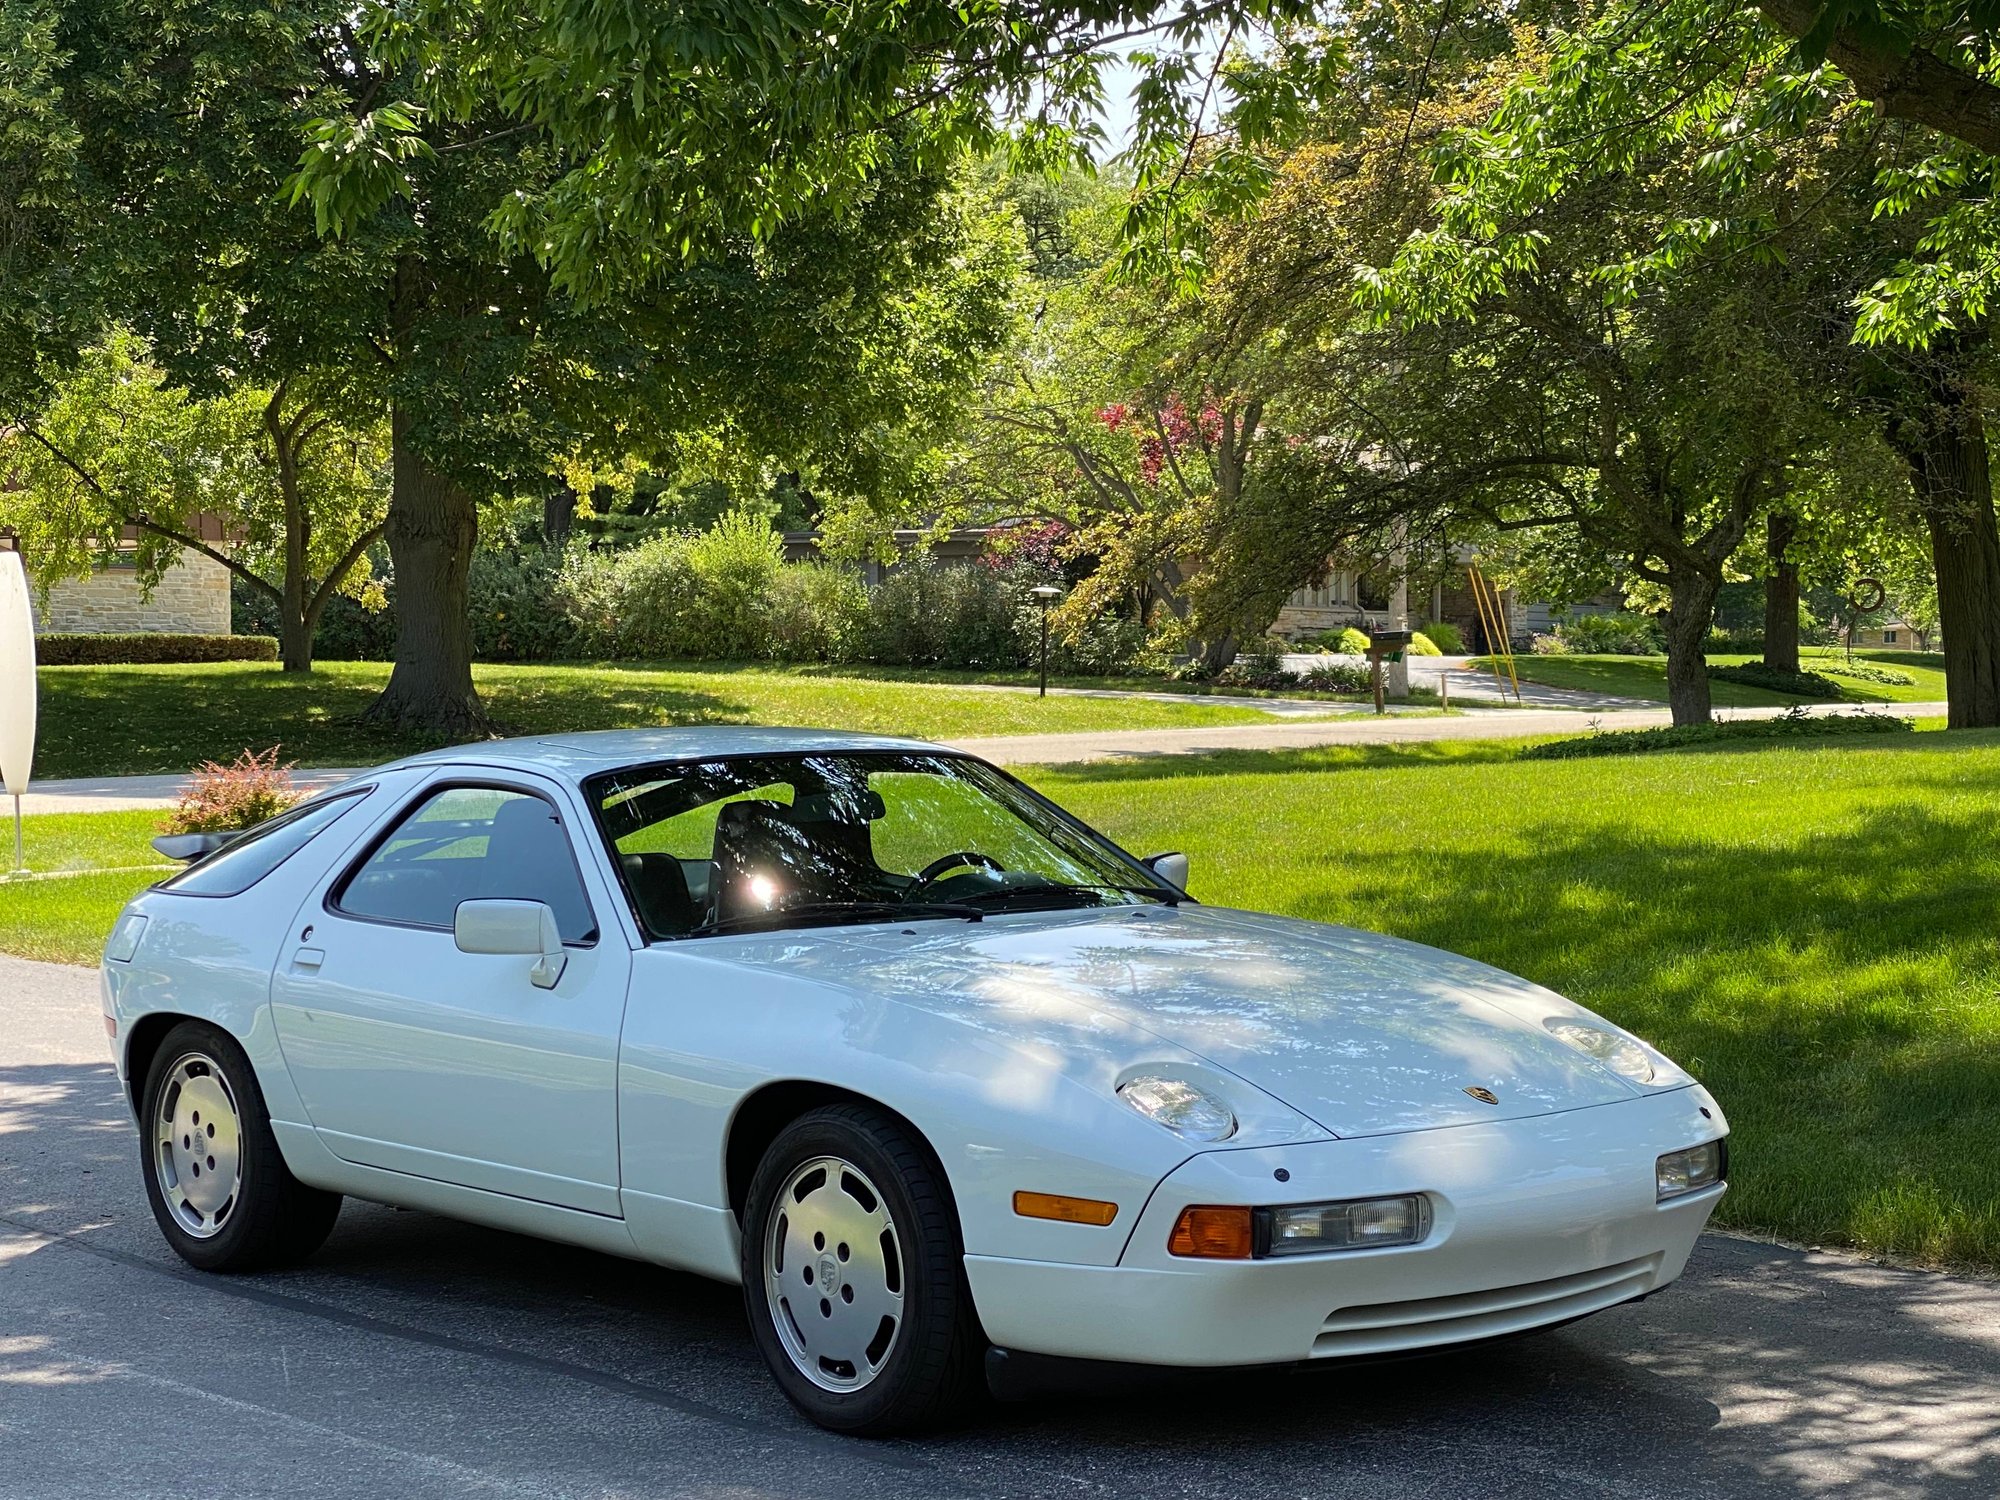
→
(1420, 620, 1465, 654)
(1523, 707, 1912, 760)
(766, 563, 870, 663)
(38, 632, 278, 666)
(1048, 609, 1146, 675)
(613, 532, 701, 657)
(1705, 627, 1764, 654)
(1408, 631, 1442, 656)
(683, 510, 785, 658)
(1529, 632, 1569, 655)
(1300, 661, 1372, 693)
(1336, 626, 1372, 655)
(867, 557, 1025, 668)
(1822, 661, 1917, 686)
(468, 549, 589, 662)
(1552, 612, 1662, 655)
(160, 746, 301, 833)
(1708, 662, 1841, 698)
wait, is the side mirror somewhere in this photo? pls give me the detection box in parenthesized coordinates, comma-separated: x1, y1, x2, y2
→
(454, 898, 568, 989)
(152, 831, 237, 863)
(1143, 852, 1190, 891)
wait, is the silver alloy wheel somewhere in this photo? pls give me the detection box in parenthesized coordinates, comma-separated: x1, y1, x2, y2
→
(151, 1051, 244, 1240)
(763, 1154, 906, 1392)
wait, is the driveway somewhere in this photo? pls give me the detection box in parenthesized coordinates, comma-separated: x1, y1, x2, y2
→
(4, 953, 1995, 1499)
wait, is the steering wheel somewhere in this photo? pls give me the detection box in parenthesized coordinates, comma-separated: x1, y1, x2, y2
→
(914, 851, 1004, 886)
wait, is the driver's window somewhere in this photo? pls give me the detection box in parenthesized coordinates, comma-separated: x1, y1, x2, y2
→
(868, 772, 1054, 879)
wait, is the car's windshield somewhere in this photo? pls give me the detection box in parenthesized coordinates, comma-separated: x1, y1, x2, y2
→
(587, 751, 1173, 939)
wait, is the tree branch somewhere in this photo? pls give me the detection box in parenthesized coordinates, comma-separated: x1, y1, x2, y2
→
(1759, 0, 2000, 156)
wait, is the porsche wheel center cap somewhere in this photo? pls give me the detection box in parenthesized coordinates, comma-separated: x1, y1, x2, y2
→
(817, 1254, 841, 1293)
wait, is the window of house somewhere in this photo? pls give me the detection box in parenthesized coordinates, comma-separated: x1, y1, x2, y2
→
(1883, 630, 1898, 644)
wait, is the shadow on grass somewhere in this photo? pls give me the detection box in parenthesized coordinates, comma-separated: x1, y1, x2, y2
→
(1312, 792, 2000, 1269)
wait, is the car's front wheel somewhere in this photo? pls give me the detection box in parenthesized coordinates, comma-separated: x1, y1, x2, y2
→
(741, 1104, 982, 1435)
(139, 1020, 342, 1272)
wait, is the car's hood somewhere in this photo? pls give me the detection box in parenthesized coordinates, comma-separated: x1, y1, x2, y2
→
(807, 904, 1645, 1138)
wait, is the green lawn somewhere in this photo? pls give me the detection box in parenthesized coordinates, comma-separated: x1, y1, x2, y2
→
(36, 660, 1298, 779)
(0, 808, 172, 963)
(1040, 730, 2000, 1272)
(1490, 649, 1951, 705)
(10, 726, 1998, 1272)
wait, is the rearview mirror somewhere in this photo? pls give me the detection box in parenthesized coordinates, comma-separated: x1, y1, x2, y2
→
(454, 898, 568, 989)
(152, 831, 237, 863)
(1143, 852, 1189, 891)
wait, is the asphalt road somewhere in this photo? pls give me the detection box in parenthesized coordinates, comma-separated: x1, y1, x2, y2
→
(4, 953, 1996, 1500)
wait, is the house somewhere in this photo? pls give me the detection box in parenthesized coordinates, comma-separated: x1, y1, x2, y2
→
(1853, 620, 1930, 651)
(0, 523, 233, 636)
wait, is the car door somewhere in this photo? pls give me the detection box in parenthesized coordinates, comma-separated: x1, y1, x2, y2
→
(271, 771, 631, 1216)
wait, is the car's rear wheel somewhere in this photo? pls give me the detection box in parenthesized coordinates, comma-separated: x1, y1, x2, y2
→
(741, 1104, 982, 1434)
(139, 1020, 342, 1272)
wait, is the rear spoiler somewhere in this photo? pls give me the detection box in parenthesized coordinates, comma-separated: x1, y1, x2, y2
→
(151, 831, 238, 863)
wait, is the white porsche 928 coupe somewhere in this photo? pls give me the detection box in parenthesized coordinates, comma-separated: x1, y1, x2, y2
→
(101, 729, 1727, 1434)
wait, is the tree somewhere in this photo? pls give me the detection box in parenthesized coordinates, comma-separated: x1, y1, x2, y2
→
(1371, 4, 2000, 723)
(22, 0, 1015, 737)
(0, 334, 388, 671)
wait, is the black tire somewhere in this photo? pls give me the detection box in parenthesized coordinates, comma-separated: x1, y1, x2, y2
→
(138, 1019, 342, 1272)
(741, 1103, 984, 1435)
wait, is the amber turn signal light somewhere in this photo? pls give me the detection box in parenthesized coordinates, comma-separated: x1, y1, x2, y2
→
(1168, 1205, 1254, 1259)
(1013, 1190, 1119, 1227)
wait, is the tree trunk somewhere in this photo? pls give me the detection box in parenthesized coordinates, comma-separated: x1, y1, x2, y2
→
(1663, 569, 1720, 726)
(1891, 384, 2000, 728)
(1763, 512, 1800, 675)
(361, 408, 488, 738)
(1196, 630, 1240, 675)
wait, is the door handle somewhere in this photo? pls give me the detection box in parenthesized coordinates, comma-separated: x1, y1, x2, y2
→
(291, 947, 325, 971)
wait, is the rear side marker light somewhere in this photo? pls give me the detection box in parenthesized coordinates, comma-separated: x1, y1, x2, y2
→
(1013, 1191, 1118, 1227)
(1169, 1205, 1254, 1259)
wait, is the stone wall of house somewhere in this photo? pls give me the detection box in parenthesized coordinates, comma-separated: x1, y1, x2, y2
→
(34, 549, 233, 635)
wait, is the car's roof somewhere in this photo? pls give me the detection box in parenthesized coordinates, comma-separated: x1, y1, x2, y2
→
(386, 726, 956, 782)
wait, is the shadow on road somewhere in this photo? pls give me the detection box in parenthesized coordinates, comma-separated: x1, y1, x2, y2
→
(3, 1057, 1997, 1498)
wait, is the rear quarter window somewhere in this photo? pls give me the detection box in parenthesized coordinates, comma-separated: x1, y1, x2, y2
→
(158, 790, 369, 898)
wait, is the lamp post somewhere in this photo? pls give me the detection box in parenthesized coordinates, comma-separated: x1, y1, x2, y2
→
(1030, 585, 1063, 698)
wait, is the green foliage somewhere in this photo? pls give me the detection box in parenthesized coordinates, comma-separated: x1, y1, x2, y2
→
(1523, 709, 1912, 760)
(1299, 660, 1372, 693)
(1419, 621, 1464, 653)
(1708, 663, 1842, 699)
(765, 565, 873, 665)
(1408, 631, 1442, 656)
(36, 633, 279, 666)
(1336, 627, 1372, 654)
(1824, 661, 1919, 687)
(0, 334, 389, 641)
(1553, 614, 1663, 656)
(865, 557, 1024, 669)
(310, 0, 1332, 301)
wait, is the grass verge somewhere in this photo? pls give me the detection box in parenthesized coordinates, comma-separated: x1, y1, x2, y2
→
(36, 660, 1301, 779)
(1487, 649, 1951, 706)
(10, 727, 1998, 1271)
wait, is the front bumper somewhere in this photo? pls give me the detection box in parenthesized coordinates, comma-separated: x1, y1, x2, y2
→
(965, 1084, 1726, 1367)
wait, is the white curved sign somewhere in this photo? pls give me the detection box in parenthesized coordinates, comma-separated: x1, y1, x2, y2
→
(0, 550, 34, 796)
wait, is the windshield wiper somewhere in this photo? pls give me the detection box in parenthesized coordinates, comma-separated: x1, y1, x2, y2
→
(689, 900, 986, 938)
(958, 883, 1177, 913)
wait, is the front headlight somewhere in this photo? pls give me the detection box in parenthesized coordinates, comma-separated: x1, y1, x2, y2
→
(1118, 1075, 1237, 1142)
(1544, 1019, 1655, 1082)
(1657, 1141, 1726, 1200)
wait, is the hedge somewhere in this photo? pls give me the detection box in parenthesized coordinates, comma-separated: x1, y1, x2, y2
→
(37, 633, 280, 666)
(1707, 662, 1841, 698)
(1522, 709, 1912, 760)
